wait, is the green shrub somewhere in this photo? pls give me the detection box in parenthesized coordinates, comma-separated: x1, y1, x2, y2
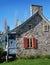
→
(45, 55, 50, 59)
(27, 55, 35, 59)
(16, 55, 39, 59)
(39, 54, 45, 59)
(16, 54, 50, 59)
(0, 46, 4, 59)
(16, 56, 28, 59)
(34, 54, 41, 59)
(0, 46, 5, 62)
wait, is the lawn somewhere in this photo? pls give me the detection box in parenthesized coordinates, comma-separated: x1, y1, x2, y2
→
(0, 59, 50, 65)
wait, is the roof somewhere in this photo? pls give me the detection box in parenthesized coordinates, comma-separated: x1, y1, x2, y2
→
(11, 10, 50, 32)
(11, 10, 38, 32)
(39, 12, 50, 25)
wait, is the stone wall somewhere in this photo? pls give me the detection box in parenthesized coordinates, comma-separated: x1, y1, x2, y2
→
(16, 12, 50, 56)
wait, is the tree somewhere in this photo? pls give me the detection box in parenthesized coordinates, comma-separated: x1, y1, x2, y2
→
(0, 47, 4, 60)
(15, 18, 18, 28)
(3, 18, 7, 33)
(24, 11, 28, 21)
(14, 11, 19, 28)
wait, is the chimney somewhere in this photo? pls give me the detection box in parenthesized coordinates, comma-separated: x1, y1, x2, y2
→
(30, 5, 43, 16)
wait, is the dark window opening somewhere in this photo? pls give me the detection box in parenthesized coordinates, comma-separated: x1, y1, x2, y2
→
(27, 39, 29, 47)
(8, 34, 16, 39)
(27, 38, 32, 48)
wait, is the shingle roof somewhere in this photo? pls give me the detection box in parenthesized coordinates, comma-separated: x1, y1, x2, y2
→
(11, 10, 38, 32)
(11, 10, 50, 32)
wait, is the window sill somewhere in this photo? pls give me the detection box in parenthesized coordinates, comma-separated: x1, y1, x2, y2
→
(25, 47, 33, 49)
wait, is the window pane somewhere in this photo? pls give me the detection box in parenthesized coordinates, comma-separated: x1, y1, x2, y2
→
(30, 39, 32, 47)
(45, 26, 47, 30)
(27, 39, 29, 47)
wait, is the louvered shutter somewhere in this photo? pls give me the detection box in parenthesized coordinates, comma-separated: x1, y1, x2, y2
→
(32, 38, 36, 48)
(23, 37, 27, 48)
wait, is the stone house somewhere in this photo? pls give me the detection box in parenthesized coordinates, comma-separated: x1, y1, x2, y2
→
(11, 5, 50, 56)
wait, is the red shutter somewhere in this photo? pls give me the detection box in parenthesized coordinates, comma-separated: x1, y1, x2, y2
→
(23, 37, 27, 48)
(33, 38, 36, 49)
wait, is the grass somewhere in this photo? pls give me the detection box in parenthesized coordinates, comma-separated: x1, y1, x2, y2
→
(0, 59, 50, 65)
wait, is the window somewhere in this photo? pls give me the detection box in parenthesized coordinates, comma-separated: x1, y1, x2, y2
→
(27, 38, 32, 48)
(43, 25, 49, 32)
(23, 37, 36, 49)
(45, 26, 48, 31)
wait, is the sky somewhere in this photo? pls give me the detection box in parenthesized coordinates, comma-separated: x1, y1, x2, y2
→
(0, 0, 50, 32)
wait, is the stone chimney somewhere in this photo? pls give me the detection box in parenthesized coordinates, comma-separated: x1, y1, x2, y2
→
(30, 5, 43, 16)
